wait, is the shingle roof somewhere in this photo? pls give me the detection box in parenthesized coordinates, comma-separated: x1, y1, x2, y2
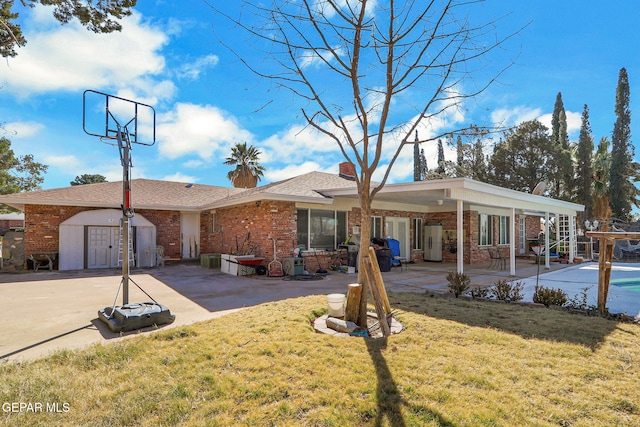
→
(0, 172, 358, 211)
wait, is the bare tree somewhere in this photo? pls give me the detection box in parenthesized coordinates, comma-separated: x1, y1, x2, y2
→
(215, 0, 518, 281)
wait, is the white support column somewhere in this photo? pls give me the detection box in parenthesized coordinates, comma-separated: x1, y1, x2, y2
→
(510, 208, 516, 275)
(569, 215, 576, 263)
(545, 211, 551, 269)
(457, 199, 464, 274)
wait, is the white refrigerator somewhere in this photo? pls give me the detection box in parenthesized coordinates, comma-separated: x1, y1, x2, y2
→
(424, 224, 443, 261)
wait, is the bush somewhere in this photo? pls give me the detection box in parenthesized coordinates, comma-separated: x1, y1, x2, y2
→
(533, 285, 568, 307)
(565, 286, 599, 313)
(489, 280, 524, 303)
(446, 271, 470, 298)
(469, 287, 490, 299)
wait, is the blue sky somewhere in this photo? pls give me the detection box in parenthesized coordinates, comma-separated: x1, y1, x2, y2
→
(1, 1, 639, 190)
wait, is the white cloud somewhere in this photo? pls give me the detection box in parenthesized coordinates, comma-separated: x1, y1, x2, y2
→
(43, 155, 80, 169)
(3, 121, 45, 138)
(157, 103, 253, 160)
(491, 106, 543, 128)
(162, 172, 199, 183)
(176, 54, 220, 79)
(494, 106, 582, 138)
(265, 161, 331, 182)
(182, 159, 206, 168)
(0, 9, 171, 100)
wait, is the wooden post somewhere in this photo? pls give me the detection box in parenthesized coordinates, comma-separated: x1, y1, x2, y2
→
(587, 231, 640, 315)
(366, 247, 392, 313)
(362, 255, 391, 337)
(344, 283, 362, 323)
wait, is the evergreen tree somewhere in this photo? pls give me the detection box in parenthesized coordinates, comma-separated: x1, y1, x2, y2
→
(413, 131, 420, 181)
(419, 149, 428, 180)
(0, 136, 48, 211)
(436, 139, 445, 174)
(550, 92, 573, 200)
(487, 120, 557, 193)
(610, 67, 638, 220)
(575, 105, 594, 222)
(456, 135, 464, 177)
(70, 174, 108, 186)
(1, 0, 137, 58)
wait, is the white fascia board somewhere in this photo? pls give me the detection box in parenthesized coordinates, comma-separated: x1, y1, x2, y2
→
(446, 187, 584, 215)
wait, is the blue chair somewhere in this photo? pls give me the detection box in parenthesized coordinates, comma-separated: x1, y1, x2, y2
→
(385, 238, 406, 269)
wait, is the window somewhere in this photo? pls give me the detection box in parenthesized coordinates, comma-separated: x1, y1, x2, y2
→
(499, 216, 510, 245)
(297, 209, 347, 250)
(478, 214, 493, 246)
(371, 216, 382, 238)
(413, 218, 423, 249)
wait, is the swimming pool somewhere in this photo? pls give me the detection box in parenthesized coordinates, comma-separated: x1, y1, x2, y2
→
(611, 277, 640, 292)
(520, 262, 640, 317)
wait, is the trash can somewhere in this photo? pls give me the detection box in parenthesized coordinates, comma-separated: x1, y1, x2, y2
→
(376, 248, 392, 272)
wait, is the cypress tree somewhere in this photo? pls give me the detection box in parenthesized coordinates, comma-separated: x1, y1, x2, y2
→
(610, 67, 635, 220)
(413, 131, 420, 181)
(436, 138, 445, 174)
(575, 104, 594, 221)
(551, 92, 573, 200)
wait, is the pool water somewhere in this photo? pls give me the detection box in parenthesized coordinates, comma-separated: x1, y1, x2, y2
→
(610, 278, 640, 292)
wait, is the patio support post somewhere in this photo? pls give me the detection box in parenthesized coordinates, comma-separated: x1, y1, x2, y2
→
(457, 199, 463, 273)
(509, 208, 516, 275)
(545, 211, 551, 269)
(569, 215, 576, 263)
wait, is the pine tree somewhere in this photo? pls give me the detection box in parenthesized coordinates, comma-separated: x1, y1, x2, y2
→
(487, 120, 556, 192)
(610, 67, 637, 220)
(575, 104, 594, 221)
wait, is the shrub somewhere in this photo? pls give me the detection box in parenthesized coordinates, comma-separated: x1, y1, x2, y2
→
(469, 287, 490, 299)
(446, 271, 470, 298)
(565, 286, 599, 313)
(489, 280, 524, 303)
(533, 285, 568, 307)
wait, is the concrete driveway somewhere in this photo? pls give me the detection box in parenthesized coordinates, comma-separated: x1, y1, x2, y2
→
(0, 263, 372, 362)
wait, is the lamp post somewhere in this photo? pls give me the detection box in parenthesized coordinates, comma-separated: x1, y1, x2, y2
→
(584, 219, 599, 260)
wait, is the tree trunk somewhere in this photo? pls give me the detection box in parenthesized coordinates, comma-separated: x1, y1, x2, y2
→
(232, 168, 258, 188)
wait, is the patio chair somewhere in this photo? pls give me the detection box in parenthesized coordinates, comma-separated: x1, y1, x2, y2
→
(488, 247, 506, 270)
(385, 238, 407, 271)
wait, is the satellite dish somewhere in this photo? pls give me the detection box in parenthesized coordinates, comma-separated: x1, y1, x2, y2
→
(532, 180, 547, 195)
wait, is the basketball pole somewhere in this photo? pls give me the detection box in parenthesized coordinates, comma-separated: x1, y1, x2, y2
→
(117, 126, 133, 305)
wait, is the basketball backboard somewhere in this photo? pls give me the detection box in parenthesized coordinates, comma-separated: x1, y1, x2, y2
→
(82, 90, 156, 146)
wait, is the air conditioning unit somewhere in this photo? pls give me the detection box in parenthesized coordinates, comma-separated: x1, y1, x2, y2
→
(282, 257, 304, 276)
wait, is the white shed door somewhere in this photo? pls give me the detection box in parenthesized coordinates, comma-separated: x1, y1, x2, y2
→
(88, 226, 115, 269)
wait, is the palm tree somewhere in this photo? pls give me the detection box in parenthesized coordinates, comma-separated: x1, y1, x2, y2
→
(592, 137, 612, 231)
(224, 142, 266, 188)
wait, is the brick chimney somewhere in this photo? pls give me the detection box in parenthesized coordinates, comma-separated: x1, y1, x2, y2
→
(339, 162, 357, 180)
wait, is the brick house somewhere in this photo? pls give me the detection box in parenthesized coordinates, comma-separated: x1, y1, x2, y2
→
(0, 163, 583, 273)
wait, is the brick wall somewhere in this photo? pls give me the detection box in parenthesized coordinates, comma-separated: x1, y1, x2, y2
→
(200, 201, 298, 260)
(24, 205, 89, 255)
(24, 205, 184, 261)
(136, 209, 182, 259)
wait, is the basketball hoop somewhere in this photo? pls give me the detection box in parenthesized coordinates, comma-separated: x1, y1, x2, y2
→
(83, 89, 174, 332)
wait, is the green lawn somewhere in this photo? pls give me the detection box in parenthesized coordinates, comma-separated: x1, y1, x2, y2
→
(1, 292, 639, 426)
